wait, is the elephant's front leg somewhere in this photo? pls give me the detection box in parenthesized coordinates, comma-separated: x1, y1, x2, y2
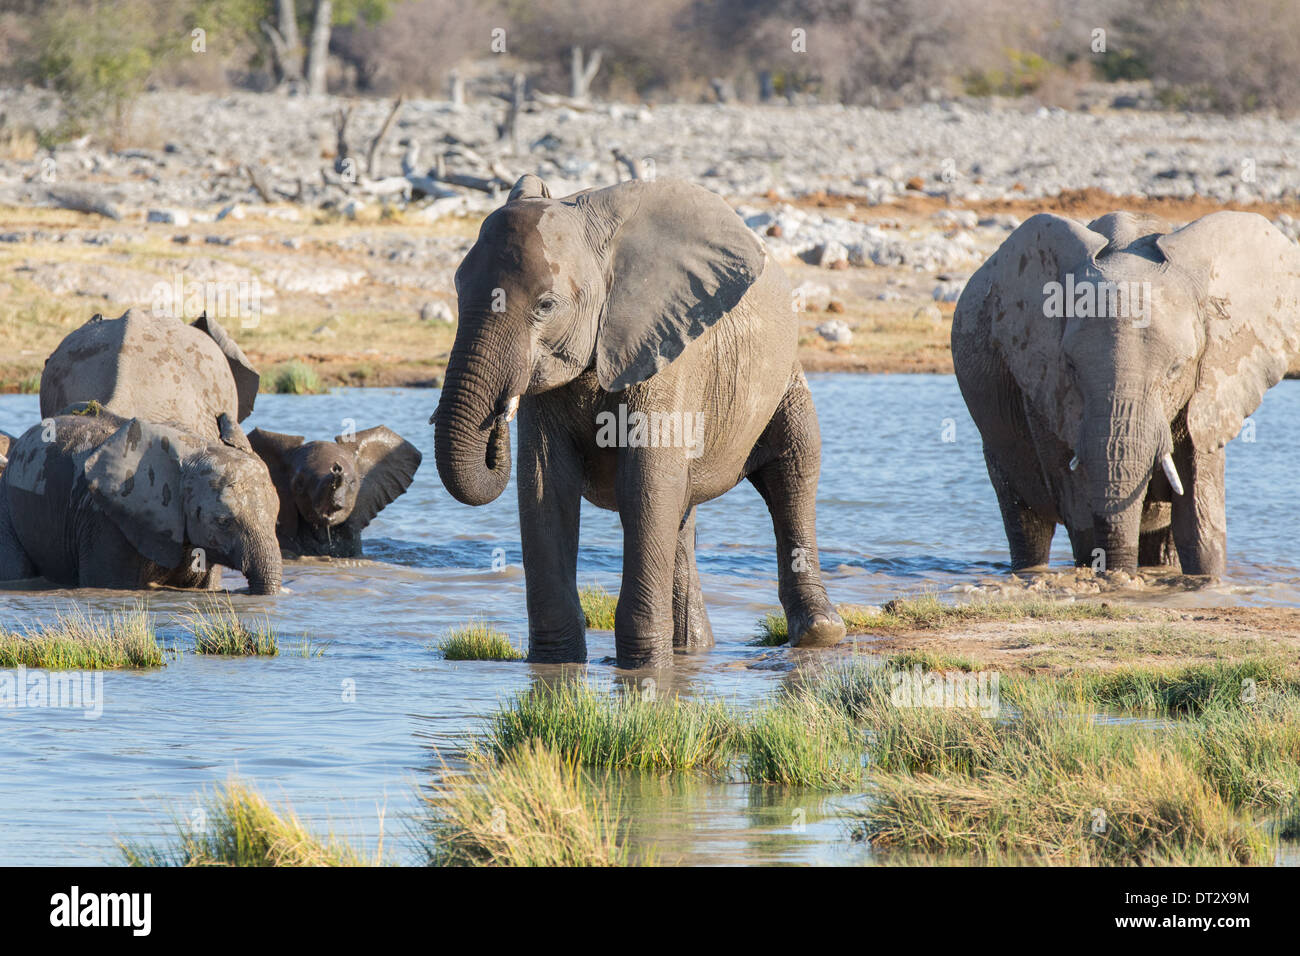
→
(748, 374, 845, 648)
(614, 448, 687, 668)
(1170, 443, 1226, 578)
(672, 506, 713, 650)
(518, 418, 586, 663)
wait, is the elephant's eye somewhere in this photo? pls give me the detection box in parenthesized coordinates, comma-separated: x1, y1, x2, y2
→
(532, 295, 560, 319)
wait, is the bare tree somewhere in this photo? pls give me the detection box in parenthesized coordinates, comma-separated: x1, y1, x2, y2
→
(260, 0, 304, 92)
(569, 45, 602, 100)
(305, 0, 332, 95)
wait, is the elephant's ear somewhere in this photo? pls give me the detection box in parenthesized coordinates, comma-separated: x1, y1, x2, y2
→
(973, 213, 1108, 446)
(247, 428, 304, 530)
(217, 413, 253, 453)
(83, 418, 200, 569)
(584, 179, 765, 392)
(335, 426, 422, 531)
(1156, 212, 1300, 451)
(192, 312, 260, 422)
(509, 174, 550, 202)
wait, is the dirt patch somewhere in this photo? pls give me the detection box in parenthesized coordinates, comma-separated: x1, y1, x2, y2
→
(843, 605, 1300, 674)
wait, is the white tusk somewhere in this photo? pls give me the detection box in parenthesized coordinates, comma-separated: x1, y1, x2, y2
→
(504, 395, 520, 423)
(1161, 453, 1184, 496)
(1069, 455, 1078, 471)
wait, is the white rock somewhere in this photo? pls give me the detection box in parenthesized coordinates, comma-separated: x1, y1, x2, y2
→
(147, 208, 189, 225)
(420, 300, 455, 323)
(816, 319, 852, 344)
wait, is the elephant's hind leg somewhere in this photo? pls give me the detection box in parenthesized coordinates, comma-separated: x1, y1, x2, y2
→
(747, 373, 845, 648)
(672, 507, 713, 650)
(0, 493, 36, 582)
(985, 450, 1054, 570)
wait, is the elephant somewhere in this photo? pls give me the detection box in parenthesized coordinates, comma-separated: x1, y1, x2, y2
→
(952, 209, 1300, 579)
(40, 308, 260, 441)
(246, 425, 422, 557)
(431, 175, 845, 668)
(0, 405, 282, 593)
(0, 430, 11, 478)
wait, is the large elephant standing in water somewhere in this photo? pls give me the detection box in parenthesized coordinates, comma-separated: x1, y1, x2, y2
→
(431, 175, 844, 668)
(953, 210, 1300, 578)
(40, 309, 260, 439)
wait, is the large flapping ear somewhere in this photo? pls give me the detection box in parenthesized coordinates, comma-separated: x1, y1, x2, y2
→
(335, 425, 422, 531)
(1156, 211, 1300, 451)
(83, 418, 203, 569)
(964, 213, 1108, 448)
(509, 174, 551, 202)
(580, 179, 765, 392)
(192, 312, 260, 422)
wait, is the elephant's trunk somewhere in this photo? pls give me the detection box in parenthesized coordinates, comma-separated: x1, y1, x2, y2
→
(432, 322, 522, 507)
(240, 540, 282, 595)
(1079, 392, 1171, 574)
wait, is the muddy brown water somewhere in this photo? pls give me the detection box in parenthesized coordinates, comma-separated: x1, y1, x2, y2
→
(1, 374, 1298, 864)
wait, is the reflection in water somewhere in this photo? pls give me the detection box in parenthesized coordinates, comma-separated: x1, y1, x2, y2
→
(1, 376, 1298, 864)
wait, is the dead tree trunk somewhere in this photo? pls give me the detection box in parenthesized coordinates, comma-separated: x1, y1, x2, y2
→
(499, 72, 526, 155)
(569, 46, 602, 101)
(261, 0, 304, 92)
(448, 69, 465, 109)
(305, 0, 332, 96)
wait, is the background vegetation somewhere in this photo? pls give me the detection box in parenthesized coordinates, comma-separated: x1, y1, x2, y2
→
(1, 0, 1297, 124)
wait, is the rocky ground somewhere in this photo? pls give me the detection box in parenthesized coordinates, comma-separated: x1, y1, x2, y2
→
(3, 88, 1300, 389)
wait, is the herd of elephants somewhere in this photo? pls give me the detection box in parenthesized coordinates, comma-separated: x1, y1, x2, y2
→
(1, 176, 1298, 668)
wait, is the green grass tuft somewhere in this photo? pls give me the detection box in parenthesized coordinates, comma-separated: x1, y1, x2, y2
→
(437, 622, 523, 661)
(423, 742, 631, 866)
(0, 605, 164, 669)
(579, 585, 617, 630)
(269, 361, 327, 395)
(120, 779, 378, 866)
(183, 597, 278, 656)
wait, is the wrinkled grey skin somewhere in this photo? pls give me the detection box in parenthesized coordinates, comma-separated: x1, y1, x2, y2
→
(432, 175, 844, 668)
(247, 425, 422, 558)
(0, 431, 11, 479)
(41, 309, 260, 440)
(0, 407, 282, 593)
(953, 210, 1300, 578)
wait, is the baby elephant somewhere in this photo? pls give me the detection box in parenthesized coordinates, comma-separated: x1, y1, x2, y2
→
(0, 407, 282, 592)
(247, 426, 422, 558)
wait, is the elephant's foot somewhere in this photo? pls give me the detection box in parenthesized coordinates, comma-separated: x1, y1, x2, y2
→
(526, 628, 587, 664)
(614, 631, 674, 670)
(785, 591, 846, 648)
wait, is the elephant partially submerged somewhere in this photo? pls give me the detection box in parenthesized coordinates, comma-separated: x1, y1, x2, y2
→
(247, 425, 422, 558)
(953, 210, 1300, 578)
(432, 175, 844, 668)
(0, 406, 282, 593)
(41, 308, 260, 440)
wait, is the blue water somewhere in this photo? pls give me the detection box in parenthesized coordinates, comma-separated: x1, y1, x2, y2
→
(1, 374, 1297, 864)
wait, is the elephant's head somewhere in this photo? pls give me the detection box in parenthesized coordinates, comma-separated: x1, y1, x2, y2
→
(83, 414, 283, 593)
(247, 425, 421, 532)
(974, 210, 1300, 572)
(431, 175, 764, 505)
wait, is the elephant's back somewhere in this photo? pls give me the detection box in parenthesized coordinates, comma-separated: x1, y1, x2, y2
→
(40, 310, 236, 438)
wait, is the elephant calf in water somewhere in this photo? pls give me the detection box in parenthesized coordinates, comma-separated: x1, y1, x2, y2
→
(953, 210, 1300, 578)
(0, 406, 282, 593)
(431, 175, 845, 668)
(247, 426, 422, 558)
